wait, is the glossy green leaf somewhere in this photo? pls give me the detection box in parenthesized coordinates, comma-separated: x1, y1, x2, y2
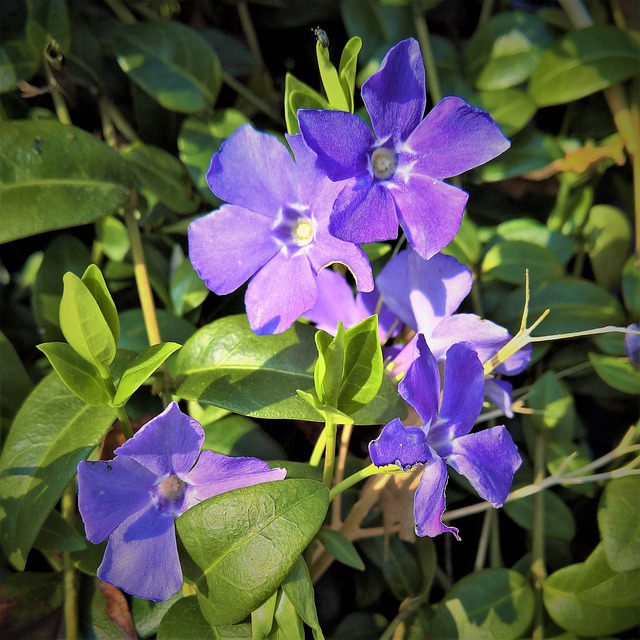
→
(34, 508, 86, 552)
(482, 240, 564, 285)
(121, 141, 198, 214)
(0, 120, 133, 243)
(26, 0, 71, 54)
(113, 342, 181, 405)
(112, 21, 222, 113)
(338, 36, 362, 113)
(598, 475, 640, 572)
(467, 11, 555, 90)
(272, 588, 304, 639)
(529, 26, 640, 106)
(432, 569, 535, 639)
(281, 558, 325, 640)
(157, 597, 216, 640)
(0, 39, 39, 94)
(59, 272, 116, 372)
(81, 264, 120, 346)
(0, 330, 32, 425)
(175, 315, 403, 424)
(177, 479, 329, 627)
(284, 73, 328, 135)
(504, 490, 576, 540)
(589, 353, 640, 395)
(119, 308, 195, 354)
(524, 371, 575, 433)
(475, 88, 537, 136)
(316, 529, 365, 571)
(96, 215, 130, 262)
(0, 372, 116, 569)
(178, 110, 249, 204)
(442, 214, 482, 267)
(37, 342, 112, 406)
(316, 40, 349, 111)
(544, 563, 640, 636)
(297, 390, 355, 426)
(170, 257, 209, 317)
(583, 205, 632, 290)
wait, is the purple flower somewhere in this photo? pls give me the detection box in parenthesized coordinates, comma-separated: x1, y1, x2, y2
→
(188, 125, 373, 335)
(77, 402, 286, 601)
(624, 323, 640, 369)
(298, 38, 510, 260)
(368, 335, 521, 539)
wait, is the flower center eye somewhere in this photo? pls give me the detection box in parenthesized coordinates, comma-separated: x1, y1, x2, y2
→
(371, 148, 397, 180)
(156, 474, 187, 513)
(273, 207, 315, 250)
(294, 219, 314, 244)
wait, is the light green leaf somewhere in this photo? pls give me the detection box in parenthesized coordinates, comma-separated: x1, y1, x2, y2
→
(338, 37, 362, 113)
(529, 25, 640, 106)
(112, 21, 222, 113)
(281, 558, 325, 640)
(0, 121, 133, 244)
(316, 529, 365, 571)
(589, 353, 640, 395)
(37, 342, 112, 406)
(157, 597, 216, 640)
(0, 372, 116, 569)
(284, 73, 328, 135)
(177, 479, 329, 627)
(113, 342, 181, 405)
(252, 591, 278, 640)
(504, 490, 576, 540)
(524, 371, 575, 433)
(296, 390, 355, 426)
(482, 240, 564, 285)
(81, 264, 120, 346)
(96, 215, 130, 262)
(474, 88, 537, 136)
(432, 568, 535, 639)
(272, 589, 304, 639)
(316, 41, 349, 111)
(170, 257, 209, 317)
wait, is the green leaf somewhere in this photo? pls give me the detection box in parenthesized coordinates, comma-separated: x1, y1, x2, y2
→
(119, 308, 195, 354)
(113, 341, 181, 405)
(252, 591, 278, 640)
(0, 121, 133, 243)
(589, 353, 640, 395)
(0, 39, 39, 94)
(170, 257, 209, 316)
(157, 597, 216, 640)
(34, 508, 86, 552)
(272, 589, 304, 639)
(37, 342, 112, 406)
(132, 593, 183, 638)
(598, 475, 640, 572)
(622, 255, 640, 317)
(281, 558, 325, 640)
(316, 529, 365, 571)
(96, 215, 130, 262)
(296, 390, 355, 426)
(544, 563, 640, 636)
(177, 479, 329, 627)
(0, 330, 32, 425)
(338, 37, 362, 113)
(529, 25, 640, 106)
(432, 569, 535, 639)
(474, 88, 537, 137)
(466, 11, 555, 90)
(524, 371, 575, 432)
(26, 0, 71, 54)
(284, 73, 328, 135)
(0, 372, 116, 569)
(316, 41, 349, 111)
(59, 272, 117, 372)
(112, 21, 222, 113)
(81, 264, 120, 346)
(583, 205, 632, 290)
(442, 214, 482, 267)
(482, 240, 564, 285)
(504, 490, 576, 540)
(121, 141, 198, 214)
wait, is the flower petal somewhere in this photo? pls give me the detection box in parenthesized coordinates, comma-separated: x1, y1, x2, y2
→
(115, 402, 204, 477)
(447, 426, 522, 506)
(188, 205, 279, 295)
(303, 269, 360, 335)
(77, 457, 156, 543)
(485, 379, 514, 419)
(298, 110, 373, 181)
(245, 251, 317, 334)
(398, 334, 440, 426)
(185, 450, 286, 507)
(98, 504, 182, 602)
(368, 418, 431, 469)
(362, 38, 426, 142)
(207, 124, 296, 216)
(329, 179, 399, 244)
(414, 456, 459, 539)
(406, 96, 511, 179)
(390, 176, 467, 260)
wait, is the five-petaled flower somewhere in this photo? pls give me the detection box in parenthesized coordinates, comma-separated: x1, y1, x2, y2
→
(77, 402, 286, 602)
(298, 38, 511, 260)
(368, 335, 521, 539)
(188, 124, 373, 335)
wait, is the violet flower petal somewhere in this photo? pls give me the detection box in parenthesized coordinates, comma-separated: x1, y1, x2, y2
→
(77, 457, 157, 543)
(398, 334, 440, 426)
(414, 455, 459, 539)
(356, 289, 400, 344)
(298, 110, 373, 181)
(115, 402, 204, 477)
(485, 378, 515, 419)
(207, 125, 296, 216)
(391, 175, 468, 260)
(98, 504, 182, 602)
(447, 426, 521, 507)
(186, 450, 286, 506)
(362, 38, 426, 142)
(407, 96, 511, 180)
(188, 205, 279, 296)
(329, 179, 398, 244)
(304, 269, 360, 334)
(368, 418, 431, 469)
(245, 251, 317, 335)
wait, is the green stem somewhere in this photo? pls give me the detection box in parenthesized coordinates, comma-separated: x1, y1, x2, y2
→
(478, 0, 495, 26)
(413, 5, 442, 104)
(62, 482, 78, 640)
(329, 464, 397, 501)
(322, 416, 337, 487)
(309, 429, 326, 466)
(103, 373, 134, 439)
(104, 0, 136, 23)
(531, 427, 547, 640)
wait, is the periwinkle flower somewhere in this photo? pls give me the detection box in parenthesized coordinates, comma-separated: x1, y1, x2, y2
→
(624, 323, 640, 369)
(188, 125, 373, 335)
(77, 402, 286, 602)
(298, 38, 511, 260)
(369, 335, 521, 539)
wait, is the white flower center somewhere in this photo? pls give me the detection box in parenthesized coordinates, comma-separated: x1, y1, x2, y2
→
(294, 219, 314, 245)
(371, 148, 397, 180)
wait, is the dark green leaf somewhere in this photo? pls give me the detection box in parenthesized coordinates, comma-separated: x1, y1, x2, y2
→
(34, 508, 86, 552)
(118, 309, 195, 354)
(504, 490, 576, 540)
(0, 39, 39, 94)
(26, 0, 71, 54)
(598, 475, 640, 572)
(112, 22, 222, 113)
(177, 479, 329, 626)
(622, 255, 639, 317)
(529, 26, 640, 106)
(442, 214, 482, 267)
(316, 528, 365, 571)
(474, 88, 537, 137)
(37, 342, 112, 406)
(156, 596, 216, 640)
(81, 264, 120, 346)
(0, 372, 116, 569)
(199, 28, 256, 77)
(132, 594, 183, 639)
(432, 569, 535, 639)
(523, 371, 575, 432)
(482, 240, 564, 285)
(589, 353, 640, 395)
(281, 558, 325, 640)
(0, 329, 32, 425)
(0, 121, 133, 243)
(170, 257, 209, 316)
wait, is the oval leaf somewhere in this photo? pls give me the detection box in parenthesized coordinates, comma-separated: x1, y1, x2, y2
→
(81, 264, 120, 346)
(589, 353, 640, 395)
(177, 479, 329, 626)
(482, 240, 565, 285)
